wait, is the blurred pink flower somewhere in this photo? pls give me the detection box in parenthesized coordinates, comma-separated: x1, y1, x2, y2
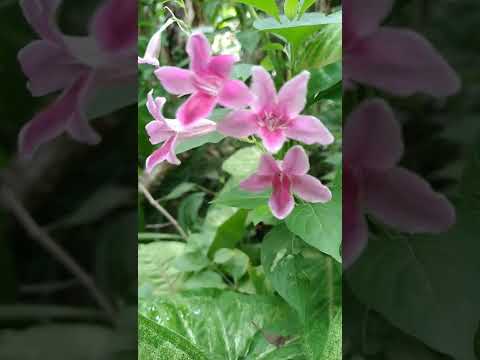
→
(343, 0, 460, 97)
(145, 91, 216, 171)
(18, 0, 136, 157)
(218, 67, 334, 153)
(155, 32, 254, 126)
(343, 99, 456, 267)
(241, 146, 332, 219)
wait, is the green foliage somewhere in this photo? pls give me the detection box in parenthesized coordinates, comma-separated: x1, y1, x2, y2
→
(235, 0, 280, 20)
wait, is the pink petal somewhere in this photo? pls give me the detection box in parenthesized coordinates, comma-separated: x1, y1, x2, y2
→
(146, 90, 167, 121)
(282, 145, 309, 176)
(66, 110, 101, 145)
(269, 174, 294, 220)
(18, 40, 84, 97)
(181, 119, 217, 138)
(343, 0, 394, 39)
(277, 71, 310, 118)
(257, 154, 281, 176)
(18, 77, 84, 157)
(137, 29, 162, 66)
(208, 55, 237, 79)
(186, 32, 211, 76)
(343, 166, 368, 268)
(217, 110, 258, 138)
(292, 175, 331, 203)
(91, 0, 136, 52)
(146, 121, 174, 145)
(364, 167, 456, 233)
(155, 67, 195, 96)
(20, 0, 62, 43)
(251, 66, 277, 113)
(259, 128, 287, 153)
(146, 135, 180, 172)
(286, 115, 334, 146)
(218, 80, 254, 109)
(345, 28, 460, 97)
(177, 92, 217, 127)
(240, 174, 273, 192)
(343, 99, 403, 170)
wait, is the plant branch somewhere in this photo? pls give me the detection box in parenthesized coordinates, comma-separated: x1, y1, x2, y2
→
(138, 182, 188, 240)
(0, 186, 116, 323)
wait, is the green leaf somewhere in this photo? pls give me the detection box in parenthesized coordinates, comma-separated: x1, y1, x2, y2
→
(213, 248, 250, 282)
(182, 271, 227, 290)
(297, 24, 342, 69)
(232, 63, 255, 81)
(140, 290, 299, 360)
(235, 0, 280, 20)
(139, 241, 185, 298)
(307, 62, 342, 105)
(247, 204, 278, 225)
(321, 309, 342, 360)
(162, 183, 197, 201)
(214, 186, 270, 209)
(178, 193, 205, 231)
(299, 0, 316, 16)
(173, 251, 210, 273)
(286, 176, 342, 262)
(208, 209, 248, 256)
(222, 146, 263, 179)
(237, 31, 261, 55)
(284, 0, 299, 20)
(139, 314, 209, 360)
(254, 11, 341, 51)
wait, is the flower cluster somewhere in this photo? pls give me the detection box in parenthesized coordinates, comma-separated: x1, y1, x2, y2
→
(139, 32, 334, 219)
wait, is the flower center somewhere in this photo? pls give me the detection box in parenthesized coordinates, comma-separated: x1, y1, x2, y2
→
(193, 75, 222, 96)
(258, 112, 290, 132)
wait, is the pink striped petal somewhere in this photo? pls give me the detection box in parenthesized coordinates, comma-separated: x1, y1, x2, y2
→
(251, 66, 277, 113)
(66, 110, 101, 145)
(91, 0, 136, 52)
(292, 175, 332, 203)
(277, 71, 310, 118)
(345, 28, 460, 97)
(364, 167, 456, 233)
(208, 55, 237, 79)
(286, 115, 334, 146)
(145, 121, 174, 145)
(269, 174, 294, 219)
(181, 119, 217, 138)
(146, 90, 167, 121)
(282, 146, 309, 176)
(155, 67, 195, 96)
(217, 110, 258, 138)
(187, 32, 211, 75)
(343, 99, 403, 170)
(137, 29, 162, 66)
(18, 40, 84, 96)
(20, 0, 62, 43)
(177, 92, 217, 127)
(259, 128, 286, 153)
(218, 80, 254, 109)
(240, 174, 273, 192)
(257, 154, 281, 176)
(146, 135, 180, 171)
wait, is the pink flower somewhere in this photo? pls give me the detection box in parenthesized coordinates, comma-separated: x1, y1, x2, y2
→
(241, 146, 332, 219)
(218, 67, 334, 153)
(145, 90, 217, 172)
(18, 0, 136, 157)
(343, 99, 456, 267)
(155, 32, 254, 126)
(343, 0, 460, 97)
(137, 19, 174, 66)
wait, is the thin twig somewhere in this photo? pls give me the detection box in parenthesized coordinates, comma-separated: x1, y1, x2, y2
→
(0, 186, 115, 323)
(138, 182, 188, 240)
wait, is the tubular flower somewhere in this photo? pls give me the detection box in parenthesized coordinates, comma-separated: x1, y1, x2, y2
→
(241, 146, 332, 219)
(218, 66, 334, 153)
(145, 91, 216, 172)
(343, 99, 455, 268)
(155, 32, 254, 126)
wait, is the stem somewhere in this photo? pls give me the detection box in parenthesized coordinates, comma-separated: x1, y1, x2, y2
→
(0, 186, 116, 323)
(138, 182, 188, 240)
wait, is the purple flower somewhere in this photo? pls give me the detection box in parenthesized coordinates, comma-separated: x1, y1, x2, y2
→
(154, 32, 254, 126)
(218, 67, 334, 153)
(343, 99, 456, 267)
(241, 146, 332, 219)
(343, 0, 460, 97)
(145, 91, 217, 172)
